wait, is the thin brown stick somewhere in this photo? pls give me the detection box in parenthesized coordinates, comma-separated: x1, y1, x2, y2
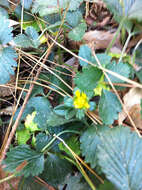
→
(0, 46, 52, 164)
(0, 4, 69, 164)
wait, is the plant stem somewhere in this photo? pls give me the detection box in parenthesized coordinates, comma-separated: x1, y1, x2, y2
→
(41, 130, 80, 153)
(118, 32, 132, 63)
(106, 17, 126, 53)
(0, 174, 16, 184)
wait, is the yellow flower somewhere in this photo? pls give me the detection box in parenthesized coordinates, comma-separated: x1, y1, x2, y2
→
(73, 90, 90, 109)
(94, 75, 110, 96)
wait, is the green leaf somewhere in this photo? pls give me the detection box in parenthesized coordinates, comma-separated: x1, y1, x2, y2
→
(49, 66, 72, 93)
(74, 66, 102, 97)
(54, 105, 69, 116)
(136, 69, 142, 83)
(59, 136, 81, 157)
(27, 97, 52, 130)
(0, 17, 13, 45)
(105, 62, 131, 83)
(104, 0, 142, 22)
(16, 128, 31, 145)
(99, 90, 122, 124)
(18, 177, 48, 190)
(0, 117, 2, 125)
(67, 0, 83, 11)
(103, 0, 122, 21)
(20, 0, 33, 10)
(128, 0, 142, 21)
(36, 133, 51, 151)
(15, 97, 52, 130)
(92, 53, 112, 66)
(97, 126, 142, 190)
(0, 0, 9, 8)
(40, 153, 72, 186)
(68, 23, 87, 41)
(54, 104, 76, 120)
(15, 4, 34, 21)
(0, 7, 8, 19)
(14, 26, 40, 48)
(76, 109, 85, 119)
(47, 111, 74, 127)
(59, 174, 91, 190)
(98, 180, 116, 190)
(78, 45, 92, 66)
(25, 111, 40, 132)
(3, 145, 44, 177)
(0, 47, 17, 84)
(66, 10, 83, 27)
(32, 0, 83, 16)
(80, 125, 109, 168)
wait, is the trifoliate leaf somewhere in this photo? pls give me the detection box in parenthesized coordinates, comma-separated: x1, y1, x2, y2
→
(105, 62, 131, 83)
(14, 26, 40, 48)
(59, 136, 81, 157)
(0, 47, 17, 84)
(20, 0, 33, 10)
(80, 125, 109, 168)
(99, 90, 122, 124)
(97, 126, 142, 190)
(3, 145, 44, 177)
(0, 17, 13, 45)
(68, 23, 87, 41)
(16, 128, 31, 145)
(40, 153, 72, 186)
(59, 174, 91, 190)
(74, 66, 102, 97)
(66, 10, 83, 27)
(78, 45, 92, 66)
(32, 0, 83, 16)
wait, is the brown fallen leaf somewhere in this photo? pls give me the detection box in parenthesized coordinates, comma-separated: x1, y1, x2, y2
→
(119, 87, 142, 128)
(0, 76, 15, 98)
(125, 104, 142, 129)
(0, 166, 20, 190)
(83, 30, 121, 49)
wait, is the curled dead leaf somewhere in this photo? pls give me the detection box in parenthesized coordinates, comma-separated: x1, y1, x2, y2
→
(119, 88, 142, 129)
(126, 104, 142, 129)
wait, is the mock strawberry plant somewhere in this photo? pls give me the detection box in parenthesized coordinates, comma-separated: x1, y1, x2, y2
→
(1, 0, 142, 190)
